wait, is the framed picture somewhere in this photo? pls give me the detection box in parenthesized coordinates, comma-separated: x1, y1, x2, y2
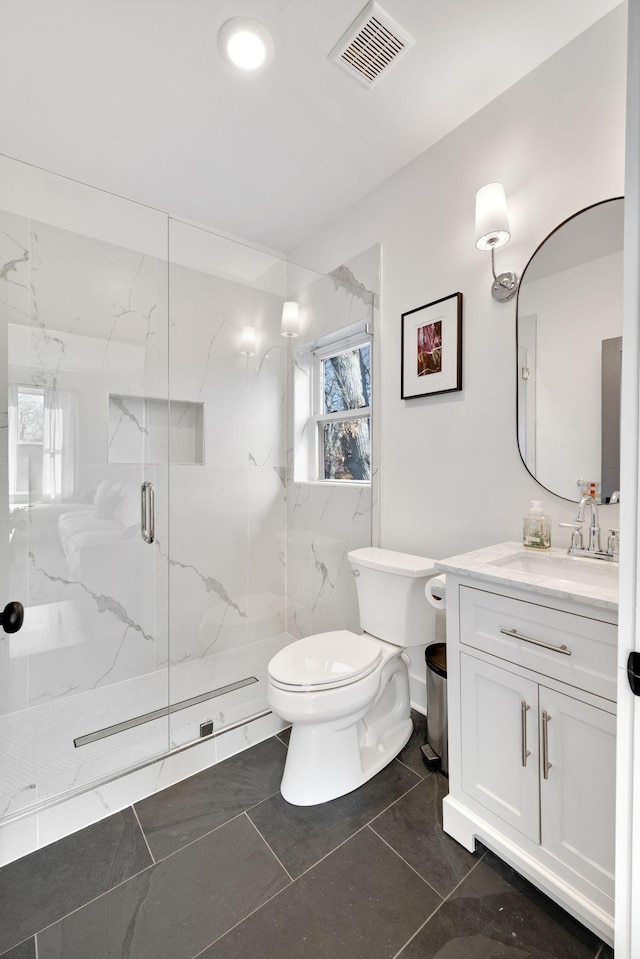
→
(401, 292, 463, 399)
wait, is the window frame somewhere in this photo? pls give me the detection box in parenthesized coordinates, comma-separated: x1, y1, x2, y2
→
(310, 331, 372, 484)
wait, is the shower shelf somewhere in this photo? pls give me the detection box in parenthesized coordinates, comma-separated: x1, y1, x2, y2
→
(108, 393, 205, 464)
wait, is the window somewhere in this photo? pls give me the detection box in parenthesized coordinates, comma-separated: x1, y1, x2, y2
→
(312, 335, 371, 482)
(9, 386, 77, 504)
(14, 389, 45, 499)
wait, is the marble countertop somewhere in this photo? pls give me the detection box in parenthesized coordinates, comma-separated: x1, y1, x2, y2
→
(435, 541, 619, 613)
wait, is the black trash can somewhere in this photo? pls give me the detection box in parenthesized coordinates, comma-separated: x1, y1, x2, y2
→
(421, 643, 448, 776)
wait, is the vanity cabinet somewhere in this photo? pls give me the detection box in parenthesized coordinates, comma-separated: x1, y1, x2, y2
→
(460, 652, 616, 899)
(439, 565, 618, 946)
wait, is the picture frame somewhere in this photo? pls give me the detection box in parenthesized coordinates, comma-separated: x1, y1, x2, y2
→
(401, 292, 463, 399)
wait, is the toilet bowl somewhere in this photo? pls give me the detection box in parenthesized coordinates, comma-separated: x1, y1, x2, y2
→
(267, 548, 438, 806)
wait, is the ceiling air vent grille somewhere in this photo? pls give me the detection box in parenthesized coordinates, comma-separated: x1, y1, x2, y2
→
(330, 1, 415, 88)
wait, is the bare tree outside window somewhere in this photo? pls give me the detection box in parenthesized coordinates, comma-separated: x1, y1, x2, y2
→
(319, 343, 371, 481)
(17, 391, 44, 444)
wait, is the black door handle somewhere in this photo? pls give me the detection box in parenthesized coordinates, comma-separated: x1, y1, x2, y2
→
(628, 652, 640, 696)
(0, 601, 24, 634)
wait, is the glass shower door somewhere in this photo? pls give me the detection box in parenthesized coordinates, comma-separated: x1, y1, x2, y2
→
(0, 197, 170, 823)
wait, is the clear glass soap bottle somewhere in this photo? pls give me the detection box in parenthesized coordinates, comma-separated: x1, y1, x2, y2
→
(523, 499, 551, 550)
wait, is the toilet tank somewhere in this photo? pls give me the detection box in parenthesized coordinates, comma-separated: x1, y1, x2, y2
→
(348, 547, 438, 647)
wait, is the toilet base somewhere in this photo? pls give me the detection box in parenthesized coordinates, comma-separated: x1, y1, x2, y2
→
(280, 714, 413, 806)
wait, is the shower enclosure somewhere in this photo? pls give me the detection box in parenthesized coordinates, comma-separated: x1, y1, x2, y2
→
(0, 156, 377, 857)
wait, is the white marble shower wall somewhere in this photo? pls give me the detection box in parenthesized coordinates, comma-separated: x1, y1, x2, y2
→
(286, 246, 380, 638)
(166, 221, 290, 680)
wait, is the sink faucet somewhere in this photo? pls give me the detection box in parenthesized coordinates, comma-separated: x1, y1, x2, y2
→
(576, 494, 601, 552)
(560, 494, 619, 561)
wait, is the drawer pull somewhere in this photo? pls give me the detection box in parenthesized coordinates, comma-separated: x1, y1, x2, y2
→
(500, 627, 572, 657)
(521, 701, 531, 767)
(542, 710, 552, 779)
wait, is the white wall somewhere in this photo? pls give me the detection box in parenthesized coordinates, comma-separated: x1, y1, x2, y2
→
(291, 7, 626, 560)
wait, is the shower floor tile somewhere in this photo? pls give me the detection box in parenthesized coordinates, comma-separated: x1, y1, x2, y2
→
(0, 632, 291, 816)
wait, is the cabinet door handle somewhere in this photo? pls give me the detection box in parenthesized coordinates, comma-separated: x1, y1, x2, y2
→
(541, 710, 552, 779)
(500, 627, 572, 657)
(521, 700, 531, 767)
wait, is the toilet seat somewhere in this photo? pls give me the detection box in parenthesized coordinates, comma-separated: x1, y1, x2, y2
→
(268, 630, 382, 691)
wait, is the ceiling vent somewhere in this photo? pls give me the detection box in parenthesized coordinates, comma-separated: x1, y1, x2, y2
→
(330, 1, 415, 88)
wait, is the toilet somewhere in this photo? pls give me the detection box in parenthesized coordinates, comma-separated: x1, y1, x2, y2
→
(267, 547, 439, 805)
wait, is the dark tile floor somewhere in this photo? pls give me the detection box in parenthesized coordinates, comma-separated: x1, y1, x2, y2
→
(0, 717, 613, 959)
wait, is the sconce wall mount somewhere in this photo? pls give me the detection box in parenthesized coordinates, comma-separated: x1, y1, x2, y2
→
(488, 249, 518, 303)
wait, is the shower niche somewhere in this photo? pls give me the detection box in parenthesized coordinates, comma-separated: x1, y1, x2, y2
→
(108, 394, 205, 464)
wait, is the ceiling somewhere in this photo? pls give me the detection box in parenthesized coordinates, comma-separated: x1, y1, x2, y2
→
(0, 0, 623, 252)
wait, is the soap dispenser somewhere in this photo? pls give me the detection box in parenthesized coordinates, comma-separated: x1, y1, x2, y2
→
(523, 500, 551, 550)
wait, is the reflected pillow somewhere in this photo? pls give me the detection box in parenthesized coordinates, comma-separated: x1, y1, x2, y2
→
(93, 480, 112, 507)
(94, 489, 121, 520)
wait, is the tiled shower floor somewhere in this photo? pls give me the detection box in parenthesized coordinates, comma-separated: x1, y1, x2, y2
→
(0, 633, 290, 818)
(0, 719, 613, 959)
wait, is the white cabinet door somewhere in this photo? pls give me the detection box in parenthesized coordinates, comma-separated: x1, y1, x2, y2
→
(539, 686, 616, 900)
(461, 654, 540, 842)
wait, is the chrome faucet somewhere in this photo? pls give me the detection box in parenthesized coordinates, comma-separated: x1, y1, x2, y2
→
(576, 494, 601, 552)
(559, 493, 619, 562)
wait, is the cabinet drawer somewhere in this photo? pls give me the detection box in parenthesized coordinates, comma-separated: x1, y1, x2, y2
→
(459, 586, 617, 701)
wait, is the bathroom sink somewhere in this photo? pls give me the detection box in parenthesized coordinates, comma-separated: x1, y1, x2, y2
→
(488, 551, 619, 589)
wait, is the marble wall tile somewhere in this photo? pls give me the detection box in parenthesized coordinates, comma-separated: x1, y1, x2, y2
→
(167, 465, 249, 664)
(285, 246, 378, 640)
(247, 467, 287, 641)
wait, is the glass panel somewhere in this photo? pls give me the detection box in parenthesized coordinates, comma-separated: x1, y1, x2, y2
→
(166, 219, 292, 748)
(322, 344, 371, 413)
(322, 417, 371, 481)
(0, 179, 170, 819)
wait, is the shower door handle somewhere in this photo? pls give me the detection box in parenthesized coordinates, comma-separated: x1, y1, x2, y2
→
(0, 601, 23, 633)
(141, 482, 155, 544)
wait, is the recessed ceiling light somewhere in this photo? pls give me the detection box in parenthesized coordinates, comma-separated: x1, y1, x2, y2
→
(218, 18, 274, 71)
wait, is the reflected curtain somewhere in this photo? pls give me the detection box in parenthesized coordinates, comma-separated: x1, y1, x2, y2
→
(42, 389, 77, 501)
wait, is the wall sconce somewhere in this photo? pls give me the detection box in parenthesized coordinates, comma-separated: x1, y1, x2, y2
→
(239, 325, 257, 356)
(281, 301, 300, 338)
(475, 183, 518, 302)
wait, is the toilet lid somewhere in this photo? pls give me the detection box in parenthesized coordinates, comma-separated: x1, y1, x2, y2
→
(268, 631, 382, 690)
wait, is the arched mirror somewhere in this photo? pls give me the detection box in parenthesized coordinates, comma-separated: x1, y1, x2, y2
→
(516, 197, 623, 503)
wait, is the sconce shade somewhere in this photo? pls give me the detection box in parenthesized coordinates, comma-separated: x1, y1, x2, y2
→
(475, 182, 511, 251)
(240, 325, 257, 356)
(281, 301, 300, 338)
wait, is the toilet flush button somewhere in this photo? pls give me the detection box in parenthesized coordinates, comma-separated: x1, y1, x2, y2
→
(377, 743, 385, 753)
